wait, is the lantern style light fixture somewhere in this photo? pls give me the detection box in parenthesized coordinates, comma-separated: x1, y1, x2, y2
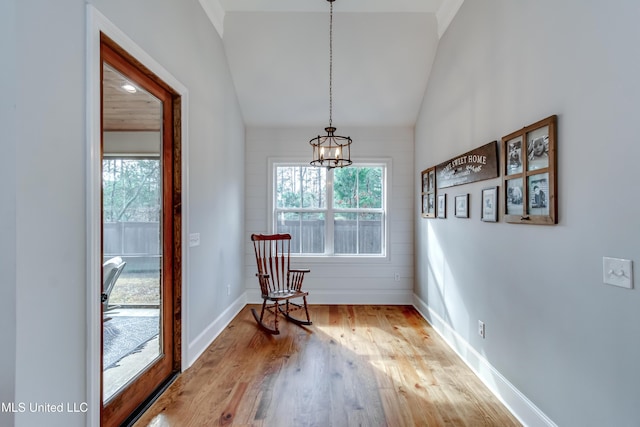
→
(309, 0, 352, 169)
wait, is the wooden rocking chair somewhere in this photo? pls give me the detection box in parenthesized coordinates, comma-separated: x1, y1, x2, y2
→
(251, 233, 312, 334)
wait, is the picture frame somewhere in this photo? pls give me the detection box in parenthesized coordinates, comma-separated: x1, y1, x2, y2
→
(501, 115, 557, 225)
(420, 167, 436, 218)
(481, 186, 498, 222)
(454, 194, 469, 218)
(437, 194, 447, 219)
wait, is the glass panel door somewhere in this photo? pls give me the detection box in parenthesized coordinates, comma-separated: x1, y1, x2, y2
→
(100, 37, 177, 427)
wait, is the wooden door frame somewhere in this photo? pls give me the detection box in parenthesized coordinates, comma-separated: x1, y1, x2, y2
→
(100, 35, 180, 426)
(86, 6, 190, 426)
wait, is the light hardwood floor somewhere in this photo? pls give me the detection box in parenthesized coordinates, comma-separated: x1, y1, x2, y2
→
(134, 305, 521, 426)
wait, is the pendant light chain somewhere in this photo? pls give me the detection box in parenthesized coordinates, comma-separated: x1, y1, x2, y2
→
(329, 1, 333, 128)
(309, 0, 352, 169)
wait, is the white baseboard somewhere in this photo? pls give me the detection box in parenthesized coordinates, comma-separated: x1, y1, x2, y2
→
(245, 288, 413, 305)
(186, 294, 246, 368)
(412, 294, 557, 427)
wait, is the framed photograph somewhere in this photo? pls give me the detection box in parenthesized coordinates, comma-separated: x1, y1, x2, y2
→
(506, 136, 523, 175)
(481, 186, 498, 222)
(505, 178, 524, 215)
(422, 170, 429, 192)
(528, 173, 549, 216)
(527, 127, 549, 171)
(420, 167, 436, 218)
(437, 194, 446, 219)
(455, 194, 469, 218)
(428, 193, 435, 215)
(501, 115, 557, 225)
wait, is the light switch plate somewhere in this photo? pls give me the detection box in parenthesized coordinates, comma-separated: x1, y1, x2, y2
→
(602, 257, 633, 289)
(189, 233, 200, 247)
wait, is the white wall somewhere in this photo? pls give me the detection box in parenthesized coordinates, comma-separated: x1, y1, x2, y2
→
(14, 1, 87, 426)
(90, 0, 245, 361)
(246, 126, 414, 304)
(0, 1, 17, 426)
(10, 0, 245, 425)
(415, 1, 640, 426)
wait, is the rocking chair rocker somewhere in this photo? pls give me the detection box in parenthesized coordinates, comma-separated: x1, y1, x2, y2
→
(250, 233, 312, 334)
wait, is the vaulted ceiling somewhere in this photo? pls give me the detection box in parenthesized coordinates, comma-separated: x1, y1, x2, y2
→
(199, 0, 463, 128)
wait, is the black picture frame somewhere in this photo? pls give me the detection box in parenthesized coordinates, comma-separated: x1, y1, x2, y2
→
(481, 186, 498, 222)
(455, 194, 469, 218)
(437, 194, 447, 219)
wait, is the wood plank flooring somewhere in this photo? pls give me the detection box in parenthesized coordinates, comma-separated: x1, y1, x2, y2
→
(133, 305, 521, 427)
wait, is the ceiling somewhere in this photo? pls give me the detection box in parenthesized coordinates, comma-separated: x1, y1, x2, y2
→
(200, 0, 463, 128)
(102, 64, 162, 132)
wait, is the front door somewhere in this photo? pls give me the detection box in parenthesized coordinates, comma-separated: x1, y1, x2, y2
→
(100, 35, 180, 426)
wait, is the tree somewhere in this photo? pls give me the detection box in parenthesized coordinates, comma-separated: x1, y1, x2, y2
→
(334, 167, 382, 209)
(276, 166, 325, 209)
(103, 158, 160, 222)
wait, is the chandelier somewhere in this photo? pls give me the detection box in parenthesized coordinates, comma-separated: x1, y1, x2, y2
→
(309, 0, 352, 169)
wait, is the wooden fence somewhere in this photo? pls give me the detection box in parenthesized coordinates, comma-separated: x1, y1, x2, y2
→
(277, 220, 382, 254)
(103, 222, 160, 272)
(104, 219, 383, 271)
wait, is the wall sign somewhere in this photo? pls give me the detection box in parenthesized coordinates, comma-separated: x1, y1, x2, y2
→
(436, 141, 498, 189)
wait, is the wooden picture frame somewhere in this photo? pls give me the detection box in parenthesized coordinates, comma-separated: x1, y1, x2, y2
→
(502, 115, 557, 225)
(455, 194, 469, 218)
(420, 167, 436, 218)
(437, 194, 447, 219)
(481, 186, 498, 222)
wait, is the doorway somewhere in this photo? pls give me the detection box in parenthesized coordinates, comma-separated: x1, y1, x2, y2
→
(100, 34, 181, 426)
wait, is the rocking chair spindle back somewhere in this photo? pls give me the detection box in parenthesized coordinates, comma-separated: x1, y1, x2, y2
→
(250, 233, 312, 334)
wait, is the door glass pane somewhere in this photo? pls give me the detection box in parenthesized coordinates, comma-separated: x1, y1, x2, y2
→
(102, 63, 163, 402)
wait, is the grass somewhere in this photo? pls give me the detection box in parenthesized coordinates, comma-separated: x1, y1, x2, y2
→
(110, 271, 160, 306)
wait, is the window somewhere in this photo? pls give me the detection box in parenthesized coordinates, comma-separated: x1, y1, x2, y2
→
(273, 162, 387, 256)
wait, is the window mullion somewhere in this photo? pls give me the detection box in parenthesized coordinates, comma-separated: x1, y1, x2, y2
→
(355, 170, 360, 254)
(326, 169, 334, 255)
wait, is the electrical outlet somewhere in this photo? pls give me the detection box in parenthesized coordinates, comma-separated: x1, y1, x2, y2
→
(478, 320, 485, 338)
(394, 272, 400, 281)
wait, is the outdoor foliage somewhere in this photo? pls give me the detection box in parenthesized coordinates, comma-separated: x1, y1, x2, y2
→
(276, 165, 382, 209)
(334, 167, 383, 209)
(276, 166, 326, 209)
(103, 158, 161, 222)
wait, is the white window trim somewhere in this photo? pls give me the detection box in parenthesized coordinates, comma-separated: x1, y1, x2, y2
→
(268, 157, 391, 263)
